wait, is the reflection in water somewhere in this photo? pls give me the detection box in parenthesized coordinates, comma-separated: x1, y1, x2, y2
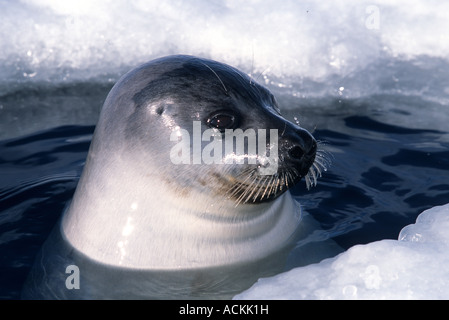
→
(23, 216, 332, 299)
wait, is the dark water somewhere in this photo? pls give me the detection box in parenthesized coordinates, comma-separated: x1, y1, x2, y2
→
(1, 85, 448, 299)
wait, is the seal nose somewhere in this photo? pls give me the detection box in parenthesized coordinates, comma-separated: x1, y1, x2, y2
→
(287, 138, 317, 162)
(288, 145, 306, 160)
(282, 127, 317, 175)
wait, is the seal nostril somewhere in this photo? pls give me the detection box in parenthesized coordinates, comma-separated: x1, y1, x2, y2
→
(288, 146, 305, 160)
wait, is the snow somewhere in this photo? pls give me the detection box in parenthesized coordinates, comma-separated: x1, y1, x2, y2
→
(235, 204, 449, 299)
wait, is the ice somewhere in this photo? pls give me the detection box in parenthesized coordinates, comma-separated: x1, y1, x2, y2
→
(1, 0, 449, 99)
(235, 204, 449, 299)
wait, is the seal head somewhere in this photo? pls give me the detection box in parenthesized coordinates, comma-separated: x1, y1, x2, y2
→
(61, 55, 321, 269)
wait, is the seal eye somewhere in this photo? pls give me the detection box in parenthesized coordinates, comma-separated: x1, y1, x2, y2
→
(207, 112, 237, 131)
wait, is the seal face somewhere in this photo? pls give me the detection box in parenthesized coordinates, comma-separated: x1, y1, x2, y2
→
(123, 55, 318, 204)
(60, 55, 325, 270)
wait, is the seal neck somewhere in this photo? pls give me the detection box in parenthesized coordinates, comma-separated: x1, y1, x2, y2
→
(61, 147, 302, 269)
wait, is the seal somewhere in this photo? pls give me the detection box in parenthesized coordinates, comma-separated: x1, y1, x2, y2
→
(62, 54, 319, 268)
(23, 55, 328, 299)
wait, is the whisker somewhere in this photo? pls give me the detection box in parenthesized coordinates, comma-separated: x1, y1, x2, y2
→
(260, 175, 275, 201)
(255, 65, 272, 84)
(234, 183, 249, 206)
(226, 168, 256, 200)
(309, 166, 317, 182)
(268, 174, 278, 198)
(286, 169, 297, 187)
(281, 171, 287, 191)
(312, 162, 323, 176)
(280, 121, 287, 137)
(245, 176, 260, 203)
(313, 157, 328, 170)
(231, 168, 259, 206)
(274, 175, 281, 195)
(249, 46, 255, 85)
(200, 62, 228, 94)
(303, 141, 332, 189)
(252, 174, 269, 202)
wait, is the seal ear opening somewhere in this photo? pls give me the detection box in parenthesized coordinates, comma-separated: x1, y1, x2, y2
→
(156, 106, 164, 115)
